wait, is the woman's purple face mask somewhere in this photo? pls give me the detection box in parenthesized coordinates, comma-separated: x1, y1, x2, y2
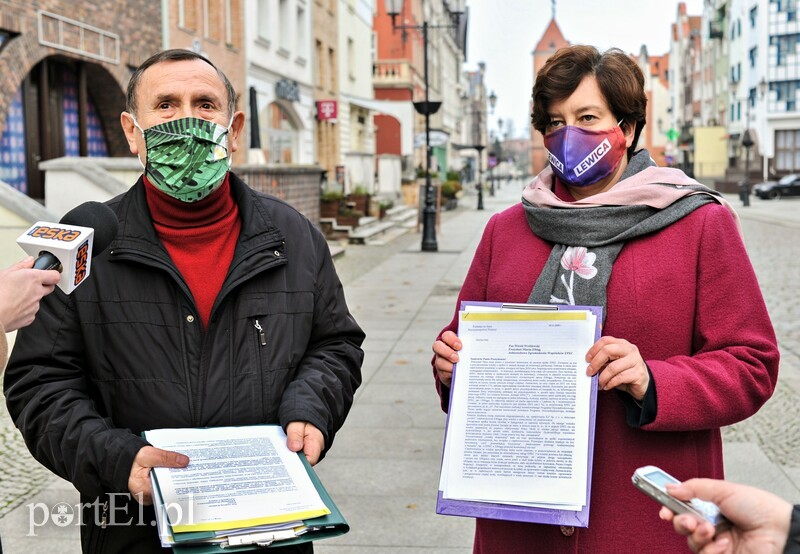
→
(543, 123, 627, 187)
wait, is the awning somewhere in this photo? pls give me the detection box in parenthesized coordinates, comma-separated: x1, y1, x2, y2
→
(340, 94, 415, 156)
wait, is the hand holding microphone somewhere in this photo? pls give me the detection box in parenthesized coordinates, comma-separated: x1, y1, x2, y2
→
(0, 257, 60, 332)
(17, 201, 119, 294)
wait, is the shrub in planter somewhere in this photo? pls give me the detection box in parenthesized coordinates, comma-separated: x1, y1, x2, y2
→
(336, 208, 363, 228)
(378, 199, 394, 219)
(441, 181, 460, 210)
(346, 185, 370, 214)
(440, 181, 458, 199)
(446, 170, 462, 183)
(320, 190, 343, 218)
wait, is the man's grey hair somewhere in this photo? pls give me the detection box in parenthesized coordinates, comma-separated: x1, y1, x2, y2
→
(125, 49, 236, 118)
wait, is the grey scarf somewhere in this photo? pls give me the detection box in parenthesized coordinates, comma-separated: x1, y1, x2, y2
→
(524, 151, 717, 318)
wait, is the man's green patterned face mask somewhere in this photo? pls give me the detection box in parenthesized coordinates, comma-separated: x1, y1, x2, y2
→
(133, 116, 232, 202)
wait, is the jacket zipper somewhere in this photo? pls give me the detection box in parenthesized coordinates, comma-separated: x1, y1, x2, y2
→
(100, 499, 109, 528)
(254, 319, 267, 421)
(254, 319, 267, 346)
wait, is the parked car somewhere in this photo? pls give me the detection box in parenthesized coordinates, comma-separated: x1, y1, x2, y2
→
(753, 174, 800, 199)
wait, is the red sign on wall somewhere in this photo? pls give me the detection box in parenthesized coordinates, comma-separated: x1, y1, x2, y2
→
(316, 100, 338, 121)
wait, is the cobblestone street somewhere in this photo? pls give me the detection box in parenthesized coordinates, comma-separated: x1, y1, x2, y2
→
(721, 207, 800, 472)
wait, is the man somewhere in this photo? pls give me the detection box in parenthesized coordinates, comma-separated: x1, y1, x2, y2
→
(4, 50, 364, 553)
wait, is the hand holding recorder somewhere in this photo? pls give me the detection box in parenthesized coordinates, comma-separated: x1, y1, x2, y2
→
(633, 466, 793, 553)
(660, 479, 792, 554)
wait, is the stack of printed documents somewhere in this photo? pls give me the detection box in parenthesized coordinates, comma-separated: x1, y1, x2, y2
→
(437, 302, 601, 527)
(144, 425, 348, 552)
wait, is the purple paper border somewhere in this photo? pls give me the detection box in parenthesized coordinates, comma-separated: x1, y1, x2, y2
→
(437, 302, 602, 527)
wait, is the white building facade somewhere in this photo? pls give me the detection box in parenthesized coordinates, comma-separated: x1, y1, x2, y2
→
(337, 0, 377, 192)
(245, 0, 316, 165)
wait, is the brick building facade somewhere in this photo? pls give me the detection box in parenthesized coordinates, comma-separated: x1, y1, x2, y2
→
(0, 0, 161, 198)
(165, 0, 246, 164)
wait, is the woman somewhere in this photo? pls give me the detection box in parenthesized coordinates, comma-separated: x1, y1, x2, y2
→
(432, 45, 780, 553)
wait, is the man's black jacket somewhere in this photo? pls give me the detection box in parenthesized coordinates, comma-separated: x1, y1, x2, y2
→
(4, 173, 364, 551)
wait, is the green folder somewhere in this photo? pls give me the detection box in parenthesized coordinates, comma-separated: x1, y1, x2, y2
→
(146, 428, 349, 552)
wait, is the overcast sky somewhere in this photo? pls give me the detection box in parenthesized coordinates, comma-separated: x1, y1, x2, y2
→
(466, 0, 705, 138)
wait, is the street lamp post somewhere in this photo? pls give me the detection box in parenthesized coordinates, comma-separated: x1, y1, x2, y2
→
(462, 93, 488, 211)
(758, 76, 769, 182)
(730, 78, 750, 206)
(385, 0, 460, 252)
(742, 129, 753, 207)
(487, 91, 497, 197)
(475, 144, 485, 210)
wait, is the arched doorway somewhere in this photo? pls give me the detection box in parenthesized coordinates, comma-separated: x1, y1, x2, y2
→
(0, 56, 123, 200)
(261, 102, 301, 164)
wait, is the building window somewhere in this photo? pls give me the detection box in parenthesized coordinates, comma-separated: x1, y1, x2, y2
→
(179, 0, 198, 31)
(205, 0, 222, 42)
(265, 102, 297, 163)
(315, 39, 324, 88)
(257, 0, 270, 42)
(347, 37, 355, 80)
(750, 6, 757, 28)
(749, 46, 757, 68)
(225, 0, 241, 47)
(328, 47, 336, 91)
(279, 0, 290, 52)
(0, 87, 28, 192)
(296, 7, 307, 59)
(776, 130, 800, 171)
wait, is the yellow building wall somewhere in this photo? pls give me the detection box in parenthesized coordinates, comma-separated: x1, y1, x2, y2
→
(693, 126, 728, 179)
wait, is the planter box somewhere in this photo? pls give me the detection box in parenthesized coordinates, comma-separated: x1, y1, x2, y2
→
(336, 214, 361, 228)
(320, 200, 341, 218)
(346, 193, 370, 214)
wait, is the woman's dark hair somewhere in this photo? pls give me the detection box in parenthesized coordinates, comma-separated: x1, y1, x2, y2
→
(125, 49, 236, 118)
(531, 45, 647, 159)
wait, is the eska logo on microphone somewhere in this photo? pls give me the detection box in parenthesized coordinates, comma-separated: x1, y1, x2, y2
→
(27, 226, 82, 242)
(74, 240, 90, 286)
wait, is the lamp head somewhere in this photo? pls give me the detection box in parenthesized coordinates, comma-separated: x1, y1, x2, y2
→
(742, 129, 754, 148)
(385, 0, 402, 19)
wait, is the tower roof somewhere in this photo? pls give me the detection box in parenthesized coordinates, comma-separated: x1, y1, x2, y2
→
(534, 18, 569, 54)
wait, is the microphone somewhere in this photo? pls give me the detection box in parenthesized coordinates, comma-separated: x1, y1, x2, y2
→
(17, 201, 119, 294)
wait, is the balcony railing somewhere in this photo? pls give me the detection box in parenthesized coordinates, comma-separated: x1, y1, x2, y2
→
(373, 60, 414, 88)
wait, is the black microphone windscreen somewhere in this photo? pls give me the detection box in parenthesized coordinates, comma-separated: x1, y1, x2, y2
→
(59, 201, 119, 256)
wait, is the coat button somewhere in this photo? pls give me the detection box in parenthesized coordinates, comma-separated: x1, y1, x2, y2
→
(186, 315, 195, 323)
(560, 525, 574, 537)
(274, 250, 281, 257)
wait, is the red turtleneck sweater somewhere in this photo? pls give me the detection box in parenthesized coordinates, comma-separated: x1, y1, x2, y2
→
(144, 175, 241, 328)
